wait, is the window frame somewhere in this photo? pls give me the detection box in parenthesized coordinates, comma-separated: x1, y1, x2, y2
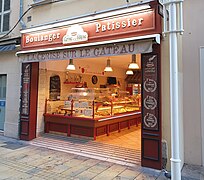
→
(0, 0, 10, 33)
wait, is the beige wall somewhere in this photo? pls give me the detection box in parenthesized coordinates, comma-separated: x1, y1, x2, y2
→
(161, 24, 184, 170)
(24, 0, 142, 27)
(0, 1, 21, 138)
(161, 38, 171, 170)
(183, 0, 204, 165)
(0, 51, 21, 138)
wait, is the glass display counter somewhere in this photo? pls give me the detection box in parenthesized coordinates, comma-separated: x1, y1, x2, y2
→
(45, 88, 141, 118)
(44, 88, 141, 139)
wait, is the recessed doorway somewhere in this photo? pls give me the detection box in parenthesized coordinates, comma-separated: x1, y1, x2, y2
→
(0, 74, 7, 131)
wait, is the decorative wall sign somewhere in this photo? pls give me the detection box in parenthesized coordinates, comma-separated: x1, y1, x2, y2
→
(144, 78, 157, 92)
(144, 95, 157, 110)
(92, 75, 98, 84)
(21, 63, 31, 116)
(142, 54, 159, 131)
(144, 113, 157, 128)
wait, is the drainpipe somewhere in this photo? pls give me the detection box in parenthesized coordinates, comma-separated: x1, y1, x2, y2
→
(20, 0, 26, 29)
(161, 0, 184, 179)
(169, 1, 181, 179)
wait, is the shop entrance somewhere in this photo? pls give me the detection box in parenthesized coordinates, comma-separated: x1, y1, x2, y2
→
(19, 44, 161, 169)
(0, 75, 6, 131)
(36, 53, 142, 165)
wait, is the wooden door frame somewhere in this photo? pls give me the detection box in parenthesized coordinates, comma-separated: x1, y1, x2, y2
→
(19, 62, 39, 141)
(141, 44, 162, 169)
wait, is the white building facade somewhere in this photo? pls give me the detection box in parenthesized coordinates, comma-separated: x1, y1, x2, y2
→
(183, 0, 204, 167)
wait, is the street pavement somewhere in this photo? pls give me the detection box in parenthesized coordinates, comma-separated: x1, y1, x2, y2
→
(0, 135, 203, 180)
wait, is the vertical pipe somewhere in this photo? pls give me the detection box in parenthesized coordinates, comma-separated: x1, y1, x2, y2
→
(179, 1, 184, 35)
(163, 4, 167, 37)
(169, 1, 181, 180)
(20, 0, 26, 29)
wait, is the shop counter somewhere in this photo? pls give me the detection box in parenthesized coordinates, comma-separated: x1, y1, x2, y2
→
(44, 111, 141, 140)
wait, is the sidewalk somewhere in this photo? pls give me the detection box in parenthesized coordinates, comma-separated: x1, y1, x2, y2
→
(0, 135, 203, 180)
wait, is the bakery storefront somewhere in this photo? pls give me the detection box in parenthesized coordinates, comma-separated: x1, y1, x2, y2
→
(17, 2, 162, 169)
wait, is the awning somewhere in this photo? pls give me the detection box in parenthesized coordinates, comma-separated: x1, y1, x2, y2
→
(17, 34, 160, 63)
(0, 44, 16, 52)
(0, 38, 20, 52)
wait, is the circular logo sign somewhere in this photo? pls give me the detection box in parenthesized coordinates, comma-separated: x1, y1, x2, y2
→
(144, 95, 157, 110)
(144, 113, 157, 128)
(144, 78, 157, 92)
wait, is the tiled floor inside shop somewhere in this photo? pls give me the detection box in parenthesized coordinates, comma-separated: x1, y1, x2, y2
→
(31, 124, 141, 166)
(96, 124, 141, 150)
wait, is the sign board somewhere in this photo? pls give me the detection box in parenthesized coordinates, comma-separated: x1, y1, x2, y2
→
(142, 54, 159, 131)
(21, 9, 156, 50)
(19, 40, 152, 63)
(20, 64, 31, 116)
(0, 101, 5, 107)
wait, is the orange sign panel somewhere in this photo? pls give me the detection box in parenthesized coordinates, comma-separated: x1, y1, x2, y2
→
(22, 9, 156, 50)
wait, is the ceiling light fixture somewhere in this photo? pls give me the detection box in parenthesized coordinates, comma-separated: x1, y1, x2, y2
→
(126, 69, 134, 75)
(104, 59, 113, 72)
(128, 54, 139, 69)
(66, 59, 75, 70)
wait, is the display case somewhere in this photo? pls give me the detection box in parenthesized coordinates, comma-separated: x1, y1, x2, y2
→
(44, 88, 141, 140)
(45, 88, 141, 119)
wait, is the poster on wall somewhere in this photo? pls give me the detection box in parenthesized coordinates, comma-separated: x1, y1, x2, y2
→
(142, 54, 159, 131)
(20, 63, 31, 116)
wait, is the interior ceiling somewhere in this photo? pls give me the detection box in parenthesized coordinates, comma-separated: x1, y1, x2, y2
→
(74, 54, 139, 70)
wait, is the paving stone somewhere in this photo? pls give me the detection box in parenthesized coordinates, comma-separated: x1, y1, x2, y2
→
(115, 169, 141, 180)
(108, 164, 127, 173)
(0, 160, 33, 173)
(0, 135, 202, 180)
(51, 163, 71, 173)
(74, 155, 89, 161)
(182, 164, 203, 180)
(134, 173, 158, 180)
(27, 167, 43, 175)
(80, 158, 100, 167)
(86, 163, 111, 174)
(4, 172, 33, 180)
(61, 164, 90, 177)
(63, 158, 87, 168)
(0, 169, 22, 180)
(76, 170, 98, 180)
(29, 176, 47, 180)
(0, 164, 11, 173)
(131, 167, 161, 180)
(92, 164, 127, 180)
(1, 141, 27, 150)
(28, 155, 55, 166)
(51, 151, 76, 162)
(156, 173, 169, 180)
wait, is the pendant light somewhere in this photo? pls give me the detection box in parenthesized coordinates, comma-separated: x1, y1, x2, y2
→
(66, 59, 75, 70)
(104, 59, 113, 72)
(128, 54, 139, 69)
(126, 69, 134, 75)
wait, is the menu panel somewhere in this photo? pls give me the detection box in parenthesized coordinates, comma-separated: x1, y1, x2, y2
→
(20, 63, 31, 116)
(142, 54, 159, 131)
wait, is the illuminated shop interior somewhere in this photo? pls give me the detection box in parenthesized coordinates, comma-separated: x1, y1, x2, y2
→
(40, 54, 142, 151)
